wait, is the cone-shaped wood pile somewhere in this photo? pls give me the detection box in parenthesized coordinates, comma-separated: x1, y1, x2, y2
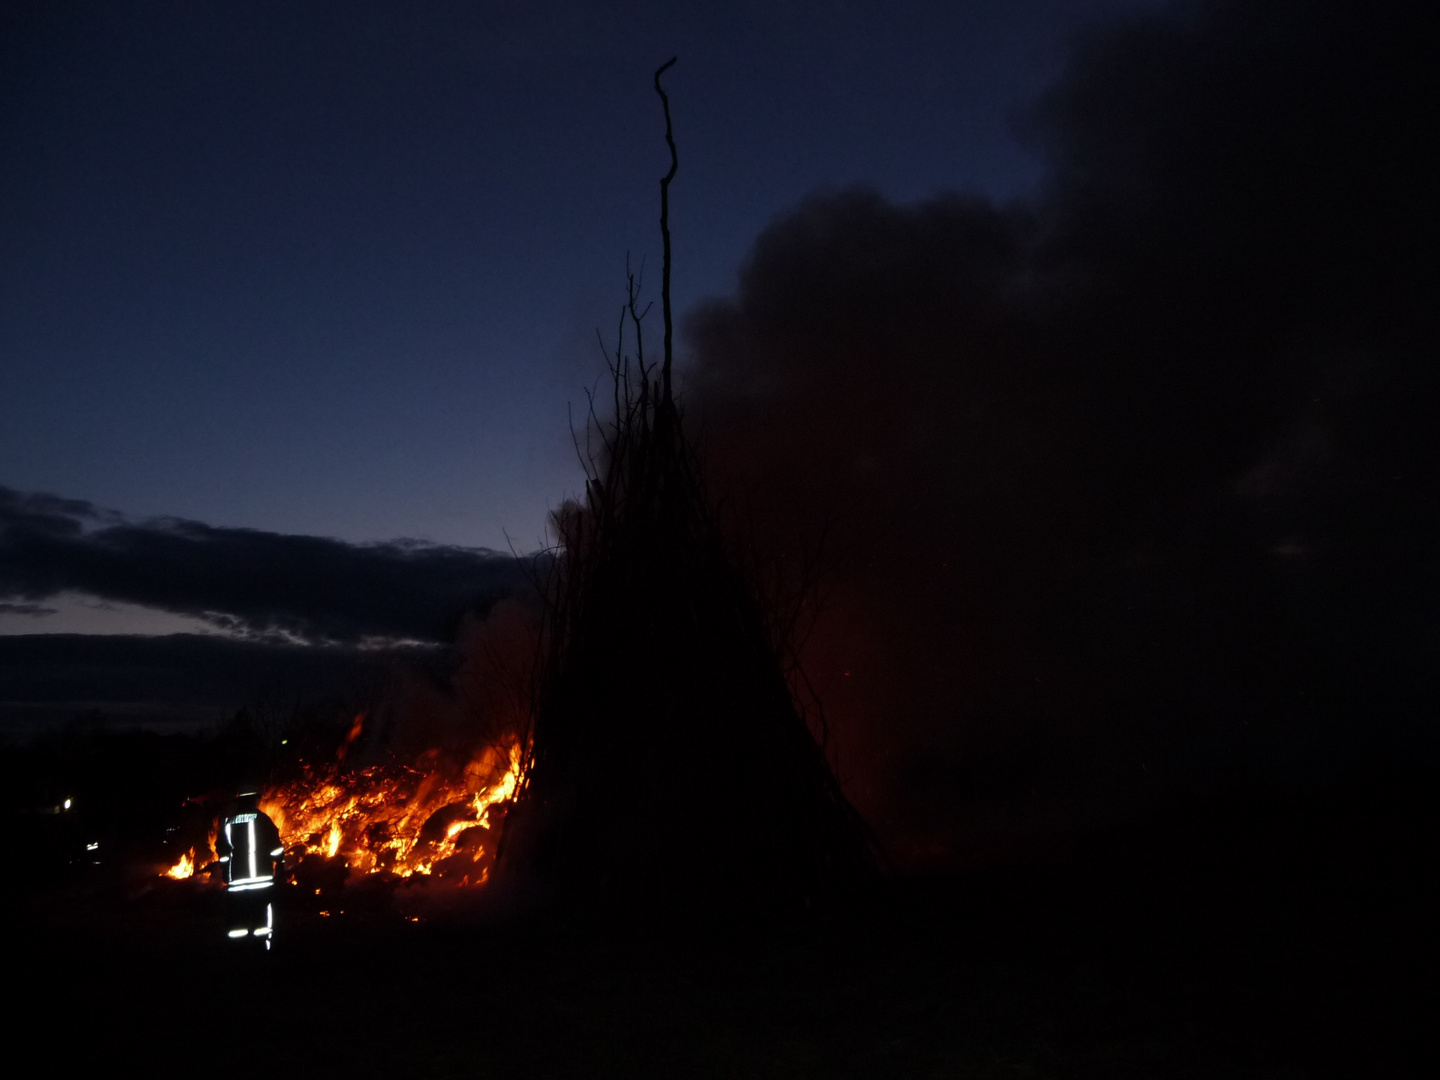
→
(497, 354, 878, 914)
(496, 61, 877, 915)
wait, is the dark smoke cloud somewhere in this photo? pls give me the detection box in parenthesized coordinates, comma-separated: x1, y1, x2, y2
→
(685, 0, 1436, 845)
(0, 485, 535, 644)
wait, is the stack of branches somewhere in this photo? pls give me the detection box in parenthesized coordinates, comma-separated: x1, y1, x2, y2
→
(496, 62, 877, 917)
(499, 289, 877, 917)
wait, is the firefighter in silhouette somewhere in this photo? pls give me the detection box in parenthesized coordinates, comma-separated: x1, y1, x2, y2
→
(216, 790, 283, 950)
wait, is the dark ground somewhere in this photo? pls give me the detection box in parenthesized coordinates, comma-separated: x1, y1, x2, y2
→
(4, 768, 1425, 1079)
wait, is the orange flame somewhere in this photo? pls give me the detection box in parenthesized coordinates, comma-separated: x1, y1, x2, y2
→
(259, 737, 525, 886)
(335, 711, 366, 763)
(165, 849, 196, 879)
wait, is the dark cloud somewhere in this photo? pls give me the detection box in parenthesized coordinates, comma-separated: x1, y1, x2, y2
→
(0, 485, 538, 644)
(685, 0, 1437, 842)
(0, 601, 57, 616)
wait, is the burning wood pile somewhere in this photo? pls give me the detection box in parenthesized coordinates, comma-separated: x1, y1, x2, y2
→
(260, 728, 524, 885)
(164, 61, 876, 915)
(164, 715, 525, 889)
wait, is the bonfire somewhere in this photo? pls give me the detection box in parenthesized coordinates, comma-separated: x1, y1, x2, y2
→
(260, 726, 524, 885)
(165, 60, 877, 912)
(163, 714, 526, 888)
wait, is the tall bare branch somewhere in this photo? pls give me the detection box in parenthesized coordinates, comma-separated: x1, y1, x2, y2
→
(653, 57, 678, 401)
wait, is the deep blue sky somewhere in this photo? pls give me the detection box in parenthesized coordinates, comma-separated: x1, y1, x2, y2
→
(4, 0, 1433, 813)
(2, 0, 1164, 554)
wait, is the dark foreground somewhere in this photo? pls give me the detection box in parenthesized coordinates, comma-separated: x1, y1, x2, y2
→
(7, 777, 1423, 1079)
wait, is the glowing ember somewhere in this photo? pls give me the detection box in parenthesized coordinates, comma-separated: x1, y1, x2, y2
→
(165, 850, 196, 879)
(259, 734, 525, 886)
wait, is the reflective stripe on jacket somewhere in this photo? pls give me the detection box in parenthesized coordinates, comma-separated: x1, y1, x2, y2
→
(217, 811, 283, 890)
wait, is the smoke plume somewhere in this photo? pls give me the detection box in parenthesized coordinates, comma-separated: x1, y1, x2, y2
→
(684, 0, 1436, 851)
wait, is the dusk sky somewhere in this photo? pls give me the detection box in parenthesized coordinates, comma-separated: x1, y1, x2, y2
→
(2, 0, 1433, 832)
(4, 0, 1161, 560)
(6, 9, 1430, 1065)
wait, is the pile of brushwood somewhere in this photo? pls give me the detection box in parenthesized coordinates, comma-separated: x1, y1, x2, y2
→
(495, 61, 878, 918)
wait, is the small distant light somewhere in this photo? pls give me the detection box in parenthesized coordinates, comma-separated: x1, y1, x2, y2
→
(86, 842, 99, 851)
(63, 799, 73, 810)
(281, 739, 288, 745)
